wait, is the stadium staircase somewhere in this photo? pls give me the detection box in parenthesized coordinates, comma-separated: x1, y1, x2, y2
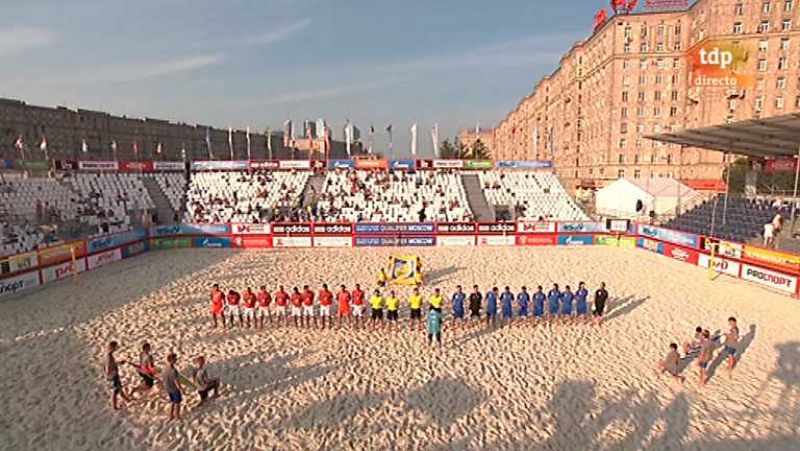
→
(461, 174, 495, 222)
(301, 173, 326, 209)
(142, 177, 178, 224)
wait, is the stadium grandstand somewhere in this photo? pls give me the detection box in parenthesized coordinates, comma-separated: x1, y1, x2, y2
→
(479, 171, 588, 221)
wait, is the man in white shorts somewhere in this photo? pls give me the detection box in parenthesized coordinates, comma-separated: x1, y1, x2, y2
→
(318, 283, 334, 329)
(256, 285, 271, 329)
(274, 285, 288, 325)
(290, 287, 303, 327)
(301, 285, 316, 328)
(242, 287, 257, 328)
(226, 289, 242, 327)
(352, 283, 366, 328)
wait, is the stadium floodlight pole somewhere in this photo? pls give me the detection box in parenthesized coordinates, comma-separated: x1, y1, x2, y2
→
(791, 142, 800, 234)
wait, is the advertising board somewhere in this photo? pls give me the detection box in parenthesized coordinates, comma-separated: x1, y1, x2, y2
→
(495, 160, 553, 169)
(87, 248, 122, 270)
(232, 236, 273, 248)
(312, 236, 353, 247)
(192, 237, 232, 248)
(273, 236, 312, 248)
(150, 237, 192, 250)
(272, 223, 312, 236)
(153, 161, 185, 171)
(0, 271, 40, 298)
(741, 264, 798, 294)
(78, 160, 119, 171)
(557, 222, 606, 233)
(118, 161, 154, 172)
(1, 251, 39, 275)
(312, 223, 353, 235)
(516, 234, 557, 246)
(557, 234, 594, 245)
(248, 160, 280, 170)
(354, 223, 434, 235)
(122, 241, 148, 258)
(87, 229, 147, 253)
(231, 223, 272, 235)
(477, 222, 516, 235)
(436, 223, 477, 235)
(328, 159, 355, 170)
(703, 239, 743, 259)
(463, 160, 494, 170)
(742, 246, 800, 272)
(432, 160, 464, 169)
(355, 237, 435, 247)
(279, 160, 312, 170)
(41, 259, 87, 283)
(637, 238, 665, 254)
(436, 236, 475, 247)
(38, 242, 86, 266)
(477, 235, 516, 246)
(191, 160, 249, 171)
(354, 159, 388, 170)
(662, 243, 700, 265)
(517, 221, 556, 234)
(698, 254, 741, 277)
(637, 225, 700, 248)
(389, 159, 415, 170)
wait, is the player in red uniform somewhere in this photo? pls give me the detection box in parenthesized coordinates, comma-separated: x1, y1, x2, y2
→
(337, 284, 352, 328)
(290, 287, 302, 327)
(256, 285, 271, 328)
(242, 287, 257, 328)
(226, 289, 242, 327)
(351, 283, 366, 329)
(301, 285, 316, 328)
(274, 285, 289, 326)
(210, 284, 226, 328)
(318, 283, 334, 329)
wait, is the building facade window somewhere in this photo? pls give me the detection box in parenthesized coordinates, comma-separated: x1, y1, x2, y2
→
(735, 3, 744, 15)
(758, 59, 768, 71)
(779, 57, 789, 69)
(634, 169, 642, 179)
(762, 1, 772, 13)
(759, 21, 770, 33)
(618, 169, 626, 179)
(777, 77, 786, 89)
(670, 106, 679, 116)
(786, 1, 794, 12)
(733, 22, 743, 34)
(782, 20, 792, 31)
(776, 97, 785, 108)
(638, 92, 646, 102)
(755, 96, 765, 110)
(781, 38, 791, 50)
(759, 40, 769, 52)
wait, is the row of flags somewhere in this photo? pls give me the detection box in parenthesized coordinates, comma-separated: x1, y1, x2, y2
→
(14, 135, 169, 158)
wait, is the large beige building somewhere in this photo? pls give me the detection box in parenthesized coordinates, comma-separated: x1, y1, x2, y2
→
(492, 0, 800, 190)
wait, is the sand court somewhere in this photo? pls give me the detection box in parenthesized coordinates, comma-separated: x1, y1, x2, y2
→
(0, 246, 798, 450)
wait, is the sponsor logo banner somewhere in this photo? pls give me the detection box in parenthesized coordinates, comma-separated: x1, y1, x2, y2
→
(1, 251, 39, 275)
(607, 219, 630, 233)
(496, 160, 553, 169)
(153, 161, 185, 171)
(557, 234, 594, 245)
(698, 254, 741, 277)
(182, 224, 231, 235)
(87, 229, 147, 253)
(87, 248, 122, 270)
(557, 222, 607, 233)
(663, 243, 700, 265)
(15, 160, 50, 171)
(516, 234, 557, 246)
(313, 223, 353, 235)
(436, 236, 475, 247)
(702, 239, 743, 259)
(463, 160, 494, 170)
(272, 223, 312, 236)
(232, 223, 272, 235)
(595, 235, 619, 246)
(416, 159, 434, 169)
(313, 236, 353, 248)
(741, 264, 797, 294)
(354, 223, 435, 235)
(328, 159, 355, 170)
(150, 237, 192, 250)
(389, 159, 416, 170)
(54, 160, 78, 171)
(79, 160, 119, 171)
(191, 160, 249, 171)
(477, 222, 516, 234)
(688, 39, 754, 88)
(637, 225, 699, 248)
(637, 238, 665, 254)
(38, 242, 87, 266)
(118, 161, 154, 172)
(193, 237, 232, 248)
(355, 236, 436, 247)
(477, 235, 516, 246)
(436, 223, 477, 235)
(432, 159, 464, 169)
(122, 241, 148, 259)
(279, 160, 312, 170)
(0, 271, 40, 298)
(232, 236, 273, 248)
(248, 160, 280, 170)
(41, 259, 87, 284)
(742, 246, 800, 271)
(518, 221, 556, 234)
(354, 159, 388, 170)
(273, 236, 312, 248)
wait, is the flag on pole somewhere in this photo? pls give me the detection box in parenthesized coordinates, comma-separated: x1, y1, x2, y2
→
(410, 123, 418, 156)
(155, 142, 162, 155)
(386, 124, 393, 150)
(228, 126, 234, 160)
(475, 123, 480, 136)
(110, 140, 118, 160)
(246, 126, 251, 160)
(14, 136, 24, 152)
(431, 124, 440, 158)
(205, 126, 213, 159)
(39, 137, 47, 152)
(133, 140, 139, 158)
(325, 125, 331, 160)
(266, 127, 272, 159)
(344, 120, 352, 157)
(81, 139, 88, 153)
(181, 143, 187, 162)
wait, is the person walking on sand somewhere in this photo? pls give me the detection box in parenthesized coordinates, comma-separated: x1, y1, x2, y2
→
(723, 317, 740, 374)
(104, 340, 130, 410)
(336, 284, 352, 328)
(593, 282, 609, 326)
(409, 287, 424, 331)
(698, 330, 714, 385)
(162, 353, 184, 421)
(210, 284, 226, 328)
(193, 356, 221, 407)
(427, 307, 444, 347)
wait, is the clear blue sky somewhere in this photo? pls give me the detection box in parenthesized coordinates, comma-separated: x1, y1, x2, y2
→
(0, 0, 621, 156)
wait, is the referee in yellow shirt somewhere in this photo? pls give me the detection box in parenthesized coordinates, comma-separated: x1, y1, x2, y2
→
(408, 288, 423, 331)
(429, 288, 444, 313)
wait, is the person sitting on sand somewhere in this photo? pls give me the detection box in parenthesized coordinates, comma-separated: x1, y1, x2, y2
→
(162, 353, 184, 421)
(193, 356, 221, 407)
(683, 326, 704, 356)
(104, 340, 130, 410)
(658, 343, 685, 382)
(130, 341, 157, 398)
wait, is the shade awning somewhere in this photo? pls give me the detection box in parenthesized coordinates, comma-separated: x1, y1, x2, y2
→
(647, 113, 800, 158)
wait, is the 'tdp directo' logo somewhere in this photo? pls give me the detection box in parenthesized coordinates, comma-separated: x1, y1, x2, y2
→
(688, 41, 753, 88)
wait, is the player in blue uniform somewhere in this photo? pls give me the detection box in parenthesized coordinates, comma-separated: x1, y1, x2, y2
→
(547, 284, 561, 320)
(516, 286, 530, 322)
(451, 285, 466, 328)
(501, 286, 514, 323)
(532, 285, 546, 323)
(575, 281, 589, 322)
(560, 285, 574, 320)
(485, 286, 498, 327)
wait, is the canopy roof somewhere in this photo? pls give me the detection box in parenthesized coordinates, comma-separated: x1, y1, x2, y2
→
(647, 113, 800, 158)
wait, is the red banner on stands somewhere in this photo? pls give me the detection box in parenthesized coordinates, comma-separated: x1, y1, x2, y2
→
(516, 234, 557, 246)
(232, 236, 273, 248)
(517, 221, 556, 234)
(663, 243, 700, 265)
(355, 159, 388, 170)
(119, 161, 154, 172)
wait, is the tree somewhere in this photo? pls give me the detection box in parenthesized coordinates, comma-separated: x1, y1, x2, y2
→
(470, 139, 489, 160)
(439, 139, 460, 159)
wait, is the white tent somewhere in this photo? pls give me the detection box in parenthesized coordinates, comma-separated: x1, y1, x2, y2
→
(595, 178, 702, 219)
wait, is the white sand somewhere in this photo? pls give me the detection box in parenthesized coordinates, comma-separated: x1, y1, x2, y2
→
(0, 246, 798, 450)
